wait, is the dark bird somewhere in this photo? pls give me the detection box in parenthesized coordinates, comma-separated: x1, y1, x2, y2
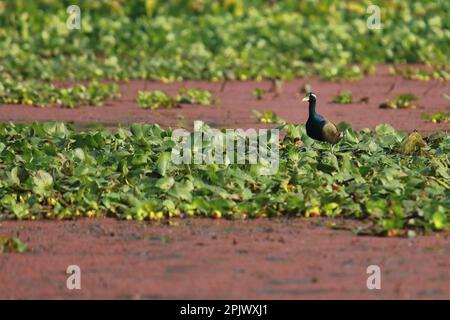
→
(302, 92, 341, 147)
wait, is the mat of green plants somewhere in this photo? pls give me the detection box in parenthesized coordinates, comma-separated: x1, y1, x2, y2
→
(0, 122, 448, 236)
(1, 0, 448, 84)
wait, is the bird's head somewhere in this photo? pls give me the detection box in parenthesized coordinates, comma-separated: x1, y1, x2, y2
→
(302, 92, 317, 103)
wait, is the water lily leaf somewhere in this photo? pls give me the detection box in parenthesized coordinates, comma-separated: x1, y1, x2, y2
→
(9, 167, 21, 186)
(32, 170, 53, 196)
(0, 237, 28, 253)
(344, 128, 359, 144)
(157, 152, 172, 176)
(400, 131, 426, 155)
(172, 180, 194, 201)
(156, 176, 175, 191)
(432, 211, 446, 230)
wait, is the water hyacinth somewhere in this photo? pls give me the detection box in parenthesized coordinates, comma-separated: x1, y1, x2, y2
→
(0, 122, 448, 236)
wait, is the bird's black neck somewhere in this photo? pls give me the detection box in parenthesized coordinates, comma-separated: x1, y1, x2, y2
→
(308, 99, 316, 118)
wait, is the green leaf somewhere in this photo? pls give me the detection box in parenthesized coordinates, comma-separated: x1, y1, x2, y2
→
(400, 131, 426, 155)
(155, 176, 175, 191)
(172, 180, 194, 201)
(32, 170, 53, 196)
(432, 210, 447, 230)
(9, 167, 21, 186)
(0, 237, 28, 253)
(157, 152, 172, 176)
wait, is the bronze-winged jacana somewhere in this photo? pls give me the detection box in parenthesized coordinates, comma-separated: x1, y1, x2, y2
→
(302, 92, 341, 151)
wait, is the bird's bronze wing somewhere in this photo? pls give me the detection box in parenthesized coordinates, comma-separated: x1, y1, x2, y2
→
(322, 120, 341, 144)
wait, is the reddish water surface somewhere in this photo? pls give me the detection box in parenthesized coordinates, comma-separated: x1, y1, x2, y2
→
(1, 218, 449, 299)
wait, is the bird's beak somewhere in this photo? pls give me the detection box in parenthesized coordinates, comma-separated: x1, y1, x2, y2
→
(302, 97, 309, 102)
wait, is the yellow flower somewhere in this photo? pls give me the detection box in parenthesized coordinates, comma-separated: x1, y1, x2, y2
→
(212, 210, 222, 219)
(306, 206, 320, 217)
(387, 229, 399, 237)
